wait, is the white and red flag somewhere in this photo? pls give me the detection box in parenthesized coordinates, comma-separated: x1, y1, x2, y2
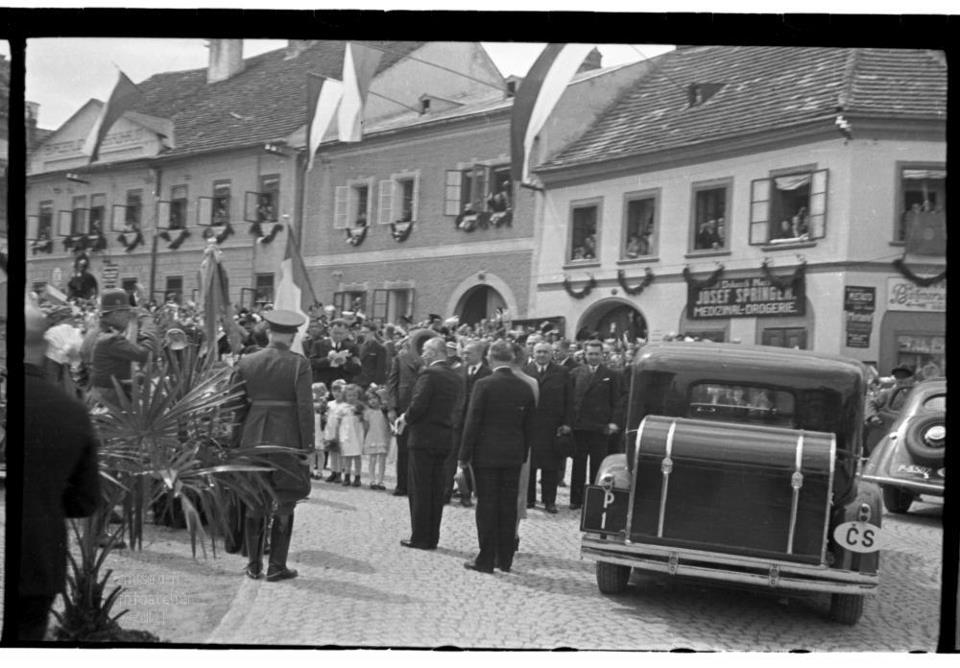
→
(510, 43, 594, 185)
(306, 74, 343, 171)
(337, 42, 383, 142)
(83, 70, 145, 163)
(273, 225, 318, 354)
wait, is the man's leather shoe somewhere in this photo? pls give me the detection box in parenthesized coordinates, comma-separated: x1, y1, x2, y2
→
(545, 503, 559, 514)
(496, 564, 512, 573)
(244, 565, 262, 580)
(400, 539, 435, 550)
(463, 561, 494, 574)
(392, 488, 407, 497)
(265, 568, 298, 582)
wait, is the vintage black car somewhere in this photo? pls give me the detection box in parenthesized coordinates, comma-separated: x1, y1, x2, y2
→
(580, 343, 880, 624)
(861, 378, 945, 513)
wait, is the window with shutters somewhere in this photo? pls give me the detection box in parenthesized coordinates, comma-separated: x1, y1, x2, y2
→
(749, 168, 827, 246)
(245, 174, 280, 223)
(169, 185, 188, 230)
(371, 288, 414, 322)
(896, 163, 945, 244)
(88, 194, 106, 236)
(211, 180, 231, 225)
(70, 195, 88, 236)
(690, 180, 732, 252)
(334, 179, 373, 229)
(621, 190, 658, 259)
(444, 163, 511, 216)
(255, 273, 274, 305)
(333, 290, 367, 313)
(36, 201, 53, 240)
(378, 172, 420, 224)
(567, 199, 602, 264)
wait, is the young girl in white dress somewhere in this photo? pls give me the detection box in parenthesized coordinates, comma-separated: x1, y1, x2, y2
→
(329, 383, 366, 487)
(363, 386, 391, 490)
(311, 382, 328, 479)
(323, 379, 346, 483)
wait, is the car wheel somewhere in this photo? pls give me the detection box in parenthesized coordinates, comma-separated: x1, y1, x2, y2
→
(829, 593, 864, 625)
(882, 486, 915, 514)
(903, 413, 946, 466)
(596, 561, 631, 594)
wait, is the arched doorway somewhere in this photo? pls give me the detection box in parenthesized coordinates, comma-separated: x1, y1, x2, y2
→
(456, 284, 507, 326)
(577, 299, 648, 342)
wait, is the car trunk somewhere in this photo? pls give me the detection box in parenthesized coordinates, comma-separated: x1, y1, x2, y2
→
(630, 416, 835, 565)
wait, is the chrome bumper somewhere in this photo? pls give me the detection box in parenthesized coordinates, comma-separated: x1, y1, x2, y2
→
(860, 473, 944, 496)
(581, 534, 879, 595)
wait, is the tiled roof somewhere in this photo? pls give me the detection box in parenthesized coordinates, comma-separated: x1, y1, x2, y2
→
(127, 41, 424, 157)
(543, 46, 947, 170)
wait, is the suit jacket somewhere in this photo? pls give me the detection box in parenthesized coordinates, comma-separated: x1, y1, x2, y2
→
(523, 362, 574, 466)
(558, 356, 578, 371)
(405, 360, 465, 452)
(386, 350, 423, 412)
(23, 364, 100, 596)
(570, 363, 623, 433)
(308, 337, 361, 387)
(355, 337, 388, 388)
(459, 367, 536, 469)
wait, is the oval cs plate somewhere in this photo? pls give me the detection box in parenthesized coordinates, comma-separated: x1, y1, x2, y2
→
(833, 521, 882, 553)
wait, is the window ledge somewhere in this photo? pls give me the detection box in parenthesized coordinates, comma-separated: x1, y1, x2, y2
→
(684, 249, 732, 259)
(617, 256, 660, 265)
(563, 261, 601, 271)
(761, 240, 817, 252)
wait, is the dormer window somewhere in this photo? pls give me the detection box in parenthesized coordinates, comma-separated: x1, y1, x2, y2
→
(687, 83, 725, 108)
(506, 80, 517, 97)
(420, 98, 431, 114)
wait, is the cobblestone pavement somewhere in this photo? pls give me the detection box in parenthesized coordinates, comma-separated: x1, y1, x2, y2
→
(0, 469, 946, 649)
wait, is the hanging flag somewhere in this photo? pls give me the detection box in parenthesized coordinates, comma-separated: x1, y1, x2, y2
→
(306, 74, 344, 171)
(198, 244, 233, 358)
(338, 42, 384, 142)
(273, 225, 319, 354)
(510, 43, 594, 185)
(82, 70, 145, 163)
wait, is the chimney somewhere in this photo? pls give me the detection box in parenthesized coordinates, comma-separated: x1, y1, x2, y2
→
(207, 39, 244, 84)
(285, 40, 316, 60)
(577, 47, 603, 74)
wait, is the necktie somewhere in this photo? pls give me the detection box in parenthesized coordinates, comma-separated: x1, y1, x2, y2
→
(539, 365, 546, 376)
(470, 365, 478, 377)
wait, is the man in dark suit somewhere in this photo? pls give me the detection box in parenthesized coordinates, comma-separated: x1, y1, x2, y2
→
(232, 310, 315, 581)
(16, 302, 100, 641)
(523, 341, 573, 514)
(308, 318, 360, 387)
(398, 337, 464, 550)
(445, 340, 491, 506)
(458, 340, 536, 573)
(553, 339, 579, 371)
(386, 329, 438, 496)
(569, 340, 623, 509)
(355, 320, 387, 389)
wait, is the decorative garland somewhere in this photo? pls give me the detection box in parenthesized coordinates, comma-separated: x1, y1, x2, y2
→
(116, 230, 144, 253)
(160, 228, 191, 250)
(490, 209, 512, 228)
(257, 223, 284, 245)
(760, 258, 807, 290)
(345, 225, 368, 246)
(617, 267, 656, 296)
(391, 220, 414, 242)
(562, 274, 597, 299)
(892, 258, 946, 287)
(203, 222, 234, 244)
(31, 238, 54, 255)
(249, 221, 264, 238)
(88, 233, 107, 252)
(682, 263, 725, 289)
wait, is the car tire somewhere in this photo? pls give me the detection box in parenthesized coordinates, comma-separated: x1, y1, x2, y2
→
(903, 413, 946, 466)
(829, 593, 864, 625)
(596, 561, 631, 594)
(882, 486, 915, 514)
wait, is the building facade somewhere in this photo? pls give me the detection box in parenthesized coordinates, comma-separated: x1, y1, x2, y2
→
(531, 46, 946, 375)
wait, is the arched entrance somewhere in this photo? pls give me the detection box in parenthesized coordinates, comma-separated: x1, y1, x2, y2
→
(456, 284, 507, 326)
(576, 298, 648, 342)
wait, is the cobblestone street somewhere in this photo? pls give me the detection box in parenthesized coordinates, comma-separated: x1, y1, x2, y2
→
(0, 466, 945, 649)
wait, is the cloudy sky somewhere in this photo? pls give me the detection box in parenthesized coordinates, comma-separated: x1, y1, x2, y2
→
(23, 39, 673, 130)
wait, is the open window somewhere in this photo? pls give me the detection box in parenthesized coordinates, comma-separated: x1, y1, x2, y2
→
(89, 194, 106, 236)
(691, 181, 730, 251)
(568, 200, 600, 263)
(444, 163, 511, 217)
(750, 169, 828, 245)
(621, 191, 658, 259)
(245, 174, 281, 223)
(897, 165, 945, 245)
(112, 189, 143, 232)
(198, 180, 231, 226)
(255, 273, 275, 305)
(28, 201, 54, 242)
(333, 290, 367, 313)
(371, 288, 415, 323)
(378, 173, 420, 224)
(67, 195, 88, 236)
(334, 180, 373, 229)
(164, 275, 184, 304)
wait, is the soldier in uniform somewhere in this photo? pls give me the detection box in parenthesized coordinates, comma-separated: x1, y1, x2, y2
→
(232, 310, 315, 581)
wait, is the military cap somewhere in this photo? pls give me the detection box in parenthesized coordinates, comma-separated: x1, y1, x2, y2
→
(100, 288, 133, 313)
(262, 309, 305, 333)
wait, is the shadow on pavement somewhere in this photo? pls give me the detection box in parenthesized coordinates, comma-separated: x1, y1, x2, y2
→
(284, 573, 420, 604)
(302, 496, 358, 512)
(290, 548, 376, 574)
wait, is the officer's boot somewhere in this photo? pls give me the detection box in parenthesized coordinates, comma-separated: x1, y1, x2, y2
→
(265, 513, 298, 581)
(243, 516, 266, 579)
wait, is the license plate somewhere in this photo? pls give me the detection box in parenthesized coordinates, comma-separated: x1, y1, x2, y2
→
(580, 485, 629, 535)
(833, 521, 881, 553)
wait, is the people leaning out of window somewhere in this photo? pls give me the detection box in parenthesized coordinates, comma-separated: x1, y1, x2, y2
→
(625, 232, 651, 258)
(695, 218, 725, 250)
(776, 207, 809, 239)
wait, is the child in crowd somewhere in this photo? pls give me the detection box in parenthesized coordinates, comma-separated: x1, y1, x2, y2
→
(329, 383, 366, 487)
(323, 379, 347, 483)
(363, 386, 391, 490)
(310, 382, 328, 479)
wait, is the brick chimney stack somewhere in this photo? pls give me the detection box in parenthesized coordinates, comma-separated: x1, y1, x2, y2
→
(207, 39, 245, 84)
(577, 47, 603, 74)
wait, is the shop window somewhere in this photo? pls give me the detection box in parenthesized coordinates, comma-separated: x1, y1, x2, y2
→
(691, 182, 730, 251)
(444, 164, 511, 216)
(896, 334, 945, 379)
(761, 327, 808, 350)
(165, 276, 183, 304)
(245, 175, 280, 223)
(680, 330, 725, 343)
(334, 181, 372, 229)
(750, 169, 828, 245)
(89, 194, 106, 236)
(897, 165, 945, 243)
(169, 185, 188, 230)
(568, 201, 600, 263)
(378, 173, 420, 224)
(621, 192, 657, 259)
(333, 290, 367, 314)
(372, 288, 415, 323)
(255, 273, 275, 305)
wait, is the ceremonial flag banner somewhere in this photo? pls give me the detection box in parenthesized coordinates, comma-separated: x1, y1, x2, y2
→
(510, 43, 594, 184)
(198, 245, 232, 357)
(274, 226, 318, 353)
(82, 70, 144, 163)
(306, 74, 344, 171)
(338, 42, 384, 142)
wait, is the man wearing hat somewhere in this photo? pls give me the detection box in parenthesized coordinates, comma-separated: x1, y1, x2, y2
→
(866, 364, 915, 426)
(231, 309, 315, 581)
(87, 288, 158, 406)
(308, 318, 361, 387)
(66, 254, 98, 302)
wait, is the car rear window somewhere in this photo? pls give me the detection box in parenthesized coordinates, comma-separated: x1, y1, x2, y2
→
(689, 383, 796, 428)
(923, 393, 946, 411)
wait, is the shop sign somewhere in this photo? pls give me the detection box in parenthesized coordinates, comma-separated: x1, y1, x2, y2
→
(687, 275, 805, 320)
(845, 312, 873, 348)
(886, 278, 945, 312)
(102, 262, 119, 289)
(844, 286, 875, 313)
(897, 334, 945, 355)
